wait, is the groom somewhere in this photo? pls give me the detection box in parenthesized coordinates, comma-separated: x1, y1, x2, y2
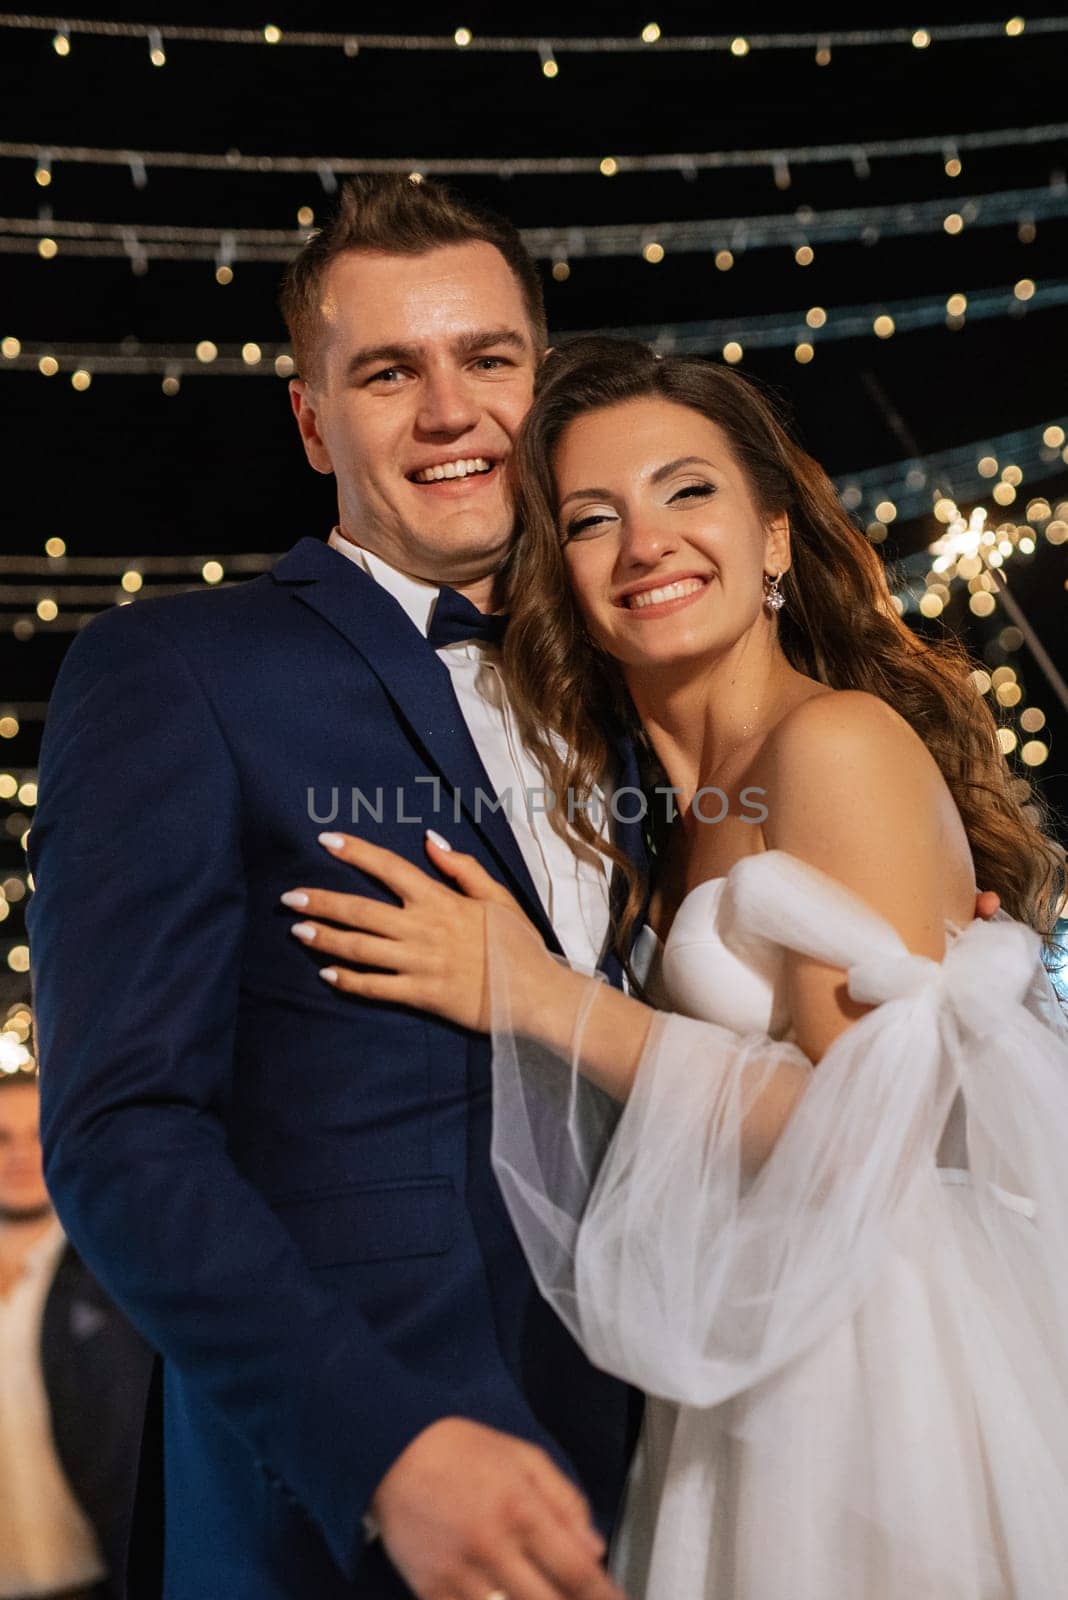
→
(28, 178, 635, 1600)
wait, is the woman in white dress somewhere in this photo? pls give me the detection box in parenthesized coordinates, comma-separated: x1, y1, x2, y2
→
(286, 339, 1068, 1598)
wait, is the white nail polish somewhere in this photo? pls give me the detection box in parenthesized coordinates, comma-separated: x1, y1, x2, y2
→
(280, 891, 309, 909)
(319, 967, 339, 984)
(318, 832, 345, 850)
(425, 828, 453, 852)
(290, 922, 316, 942)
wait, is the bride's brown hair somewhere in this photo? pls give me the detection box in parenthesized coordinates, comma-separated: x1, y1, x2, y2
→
(501, 336, 1064, 965)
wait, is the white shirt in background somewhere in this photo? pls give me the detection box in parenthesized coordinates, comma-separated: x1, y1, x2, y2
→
(0, 1216, 107, 1599)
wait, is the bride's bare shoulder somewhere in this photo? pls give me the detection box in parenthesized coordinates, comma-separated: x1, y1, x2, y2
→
(763, 688, 937, 778)
(754, 688, 975, 920)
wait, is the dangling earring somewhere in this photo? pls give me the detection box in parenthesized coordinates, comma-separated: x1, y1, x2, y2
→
(763, 570, 785, 613)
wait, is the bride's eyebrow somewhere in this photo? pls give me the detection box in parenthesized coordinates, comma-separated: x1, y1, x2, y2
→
(649, 454, 716, 483)
(557, 455, 716, 511)
(558, 485, 615, 509)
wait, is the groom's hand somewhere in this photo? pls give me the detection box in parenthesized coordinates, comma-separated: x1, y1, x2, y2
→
(370, 1417, 626, 1600)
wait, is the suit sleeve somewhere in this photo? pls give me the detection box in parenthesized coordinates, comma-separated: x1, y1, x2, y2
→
(28, 603, 473, 1578)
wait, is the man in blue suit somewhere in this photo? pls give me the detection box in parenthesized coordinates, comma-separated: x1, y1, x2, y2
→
(28, 177, 637, 1599)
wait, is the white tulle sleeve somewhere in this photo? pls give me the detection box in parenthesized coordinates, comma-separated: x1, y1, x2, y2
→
(488, 850, 1068, 1408)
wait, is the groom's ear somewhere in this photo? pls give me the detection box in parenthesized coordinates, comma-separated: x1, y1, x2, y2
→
(289, 379, 334, 477)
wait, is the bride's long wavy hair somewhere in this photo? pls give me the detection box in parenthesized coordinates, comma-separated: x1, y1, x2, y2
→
(501, 337, 1065, 966)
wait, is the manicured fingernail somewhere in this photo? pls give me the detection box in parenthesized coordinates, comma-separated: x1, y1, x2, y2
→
(290, 922, 316, 943)
(425, 828, 452, 852)
(280, 890, 308, 909)
(319, 967, 339, 984)
(318, 832, 345, 850)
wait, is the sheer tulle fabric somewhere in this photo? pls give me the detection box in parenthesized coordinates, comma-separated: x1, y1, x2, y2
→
(488, 851, 1068, 1598)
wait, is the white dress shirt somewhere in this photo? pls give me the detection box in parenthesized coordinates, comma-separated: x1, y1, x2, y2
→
(0, 1217, 106, 1598)
(327, 528, 612, 970)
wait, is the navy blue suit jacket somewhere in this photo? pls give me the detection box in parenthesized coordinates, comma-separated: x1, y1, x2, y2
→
(28, 537, 640, 1599)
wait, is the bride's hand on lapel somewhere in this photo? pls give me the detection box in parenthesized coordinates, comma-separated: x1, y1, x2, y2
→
(281, 829, 550, 1031)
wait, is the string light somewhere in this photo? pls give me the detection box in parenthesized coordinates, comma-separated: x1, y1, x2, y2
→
(7, 179, 1062, 269)
(715, 250, 734, 271)
(147, 26, 165, 66)
(842, 419, 1068, 526)
(730, 36, 750, 56)
(51, 28, 69, 56)
(794, 244, 814, 266)
(1, 16, 1063, 55)
(2, 124, 1064, 181)
(4, 280, 1065, 383)
(538, 42, 558, 77)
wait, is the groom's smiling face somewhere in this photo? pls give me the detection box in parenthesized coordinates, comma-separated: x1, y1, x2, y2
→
(289, 241, 539, 587)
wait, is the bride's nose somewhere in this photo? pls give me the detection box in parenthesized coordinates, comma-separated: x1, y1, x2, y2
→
(617, 511, 679, 570)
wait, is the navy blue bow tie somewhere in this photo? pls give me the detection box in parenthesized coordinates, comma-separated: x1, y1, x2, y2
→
(426, 587, 509, 649)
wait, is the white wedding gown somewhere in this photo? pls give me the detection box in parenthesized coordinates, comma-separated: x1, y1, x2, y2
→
(488, 849, 1068, 1599)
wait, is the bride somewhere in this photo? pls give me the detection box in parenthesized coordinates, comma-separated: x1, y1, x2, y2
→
(285, 338, 1068, 1597)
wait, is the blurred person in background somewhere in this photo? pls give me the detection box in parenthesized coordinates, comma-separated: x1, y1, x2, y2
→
(0, 1053, 151, 1600)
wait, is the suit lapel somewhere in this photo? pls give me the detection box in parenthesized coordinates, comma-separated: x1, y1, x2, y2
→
(273, 539, 558, 947)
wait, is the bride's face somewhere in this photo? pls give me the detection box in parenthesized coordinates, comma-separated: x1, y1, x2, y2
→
(554, 396, 790, 671)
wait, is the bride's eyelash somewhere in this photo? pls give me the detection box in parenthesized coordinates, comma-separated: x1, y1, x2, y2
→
(564, 481, 716, 539)
(566, 512, 613, 538)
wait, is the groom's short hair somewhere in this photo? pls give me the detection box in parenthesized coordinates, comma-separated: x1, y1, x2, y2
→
(280, 174, 547, 384)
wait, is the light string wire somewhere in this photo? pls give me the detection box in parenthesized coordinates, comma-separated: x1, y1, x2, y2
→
(2, 122, 1067, 180)
(5, 181, 1066, 265)
(3, 277, 1064, 379)
(1, 16, 1064, 55)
